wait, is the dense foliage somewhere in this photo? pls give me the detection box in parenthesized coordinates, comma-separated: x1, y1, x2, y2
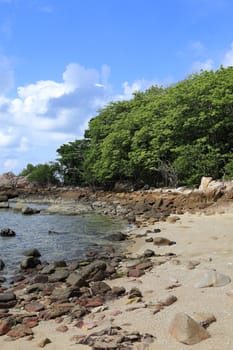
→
(22, 67, 233, 188)
(19, 163, 60, 187)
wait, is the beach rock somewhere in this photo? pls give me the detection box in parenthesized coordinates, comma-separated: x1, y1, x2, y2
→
(111, 286, 126, 297)
(135, 261, 153, 271)
(23, 248, 41, 257)
(41, 304, 73, 320)
(24, 302, 45, 313)
(158, 294, 177, 306)
(153, 237, 176, 246)
(56, 325, 68, 332)
(67, 261, 107, 287)
(26, 283, 50, 294)
(7, 324, 33, 338)
(145, 237, 153, 242)
(52, 286, 80, 300)
(0, 319, 13, 335)
(0, 259, 5, 270)
(48, 269, 69, 282)
(22, 206, 40, 215)
(41, 264, 55, 274)
(0, 292, 16, 303)
(195, 270, 231, 288)
(71, 304, 87, 318)
(90, 281, 111, 296)
(169, 312, 210, 345)
(143, 249, 155, 257)
(33, 274, 49, 284)
(128, 269, 145, 278)
(108, 232, 127, 241)
(37, 337, 52, 347)
(0, 228, 16, 237)
(192, 312, 216, 328)
(20, 256, 41, 269)
(128, 287, 142, 299)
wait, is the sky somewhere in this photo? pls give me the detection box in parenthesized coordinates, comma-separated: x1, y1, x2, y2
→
(0, 0, 233, 174)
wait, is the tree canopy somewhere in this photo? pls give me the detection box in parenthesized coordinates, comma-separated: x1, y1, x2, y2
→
(22, 66, 233, 188)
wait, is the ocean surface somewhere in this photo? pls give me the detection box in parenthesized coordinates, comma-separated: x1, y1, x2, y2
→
(0, 204, 129, 281)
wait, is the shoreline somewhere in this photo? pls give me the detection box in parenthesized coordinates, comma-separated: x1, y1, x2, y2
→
(0, 200, 233, 348)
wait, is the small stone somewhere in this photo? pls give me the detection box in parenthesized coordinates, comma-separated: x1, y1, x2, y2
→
(23, 248, 41, 257)
(127, 269, 145, 278)
(0, 259, 5, 270)
(169, 312, 210, 345)
(56, 325, 68, 332)
(153, 237, 176, 246)
(143, 249, 155, 257)
(158, 294, 177, 306)
(37, 337, 52, 348)
(192, 312, 216, 328)
(145, 237, 153, 242)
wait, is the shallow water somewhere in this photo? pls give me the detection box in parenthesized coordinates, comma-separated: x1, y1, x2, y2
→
(0, 205, 129, 280)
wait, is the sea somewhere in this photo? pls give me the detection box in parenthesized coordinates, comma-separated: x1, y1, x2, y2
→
(0, 203, 129, 282)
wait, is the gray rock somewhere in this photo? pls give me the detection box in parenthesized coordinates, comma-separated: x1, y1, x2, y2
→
(41, 264, 55, 274)
(0, 201, 9, 208)
(0, 292, 16, 302)
(153, 237, 176, 246)
(23, 248, 41, 257)
(52, 286, 80, 300)
(169, 312, 210, 345)
(22, 206, 40, 215)
(48, 269, 69, 282)
(195, 270, 231, 288)
(20, 256, 41, 269)
(143, 249, 155, 257)
(0, 228, 16, 237)
(67, 261, 106, 287)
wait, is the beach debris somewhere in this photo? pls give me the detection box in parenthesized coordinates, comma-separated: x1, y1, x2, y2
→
(145, 237, 153, 242)
(128, 287, 142, 299)
(195, 270, 231, 288)
(169, 312, 210, 345)
(153, 237, 176, 246)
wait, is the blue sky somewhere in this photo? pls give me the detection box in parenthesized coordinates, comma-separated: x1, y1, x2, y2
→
(0, 0, 233, 174)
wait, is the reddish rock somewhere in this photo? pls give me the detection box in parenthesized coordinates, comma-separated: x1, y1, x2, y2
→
(0, 319, 12, 335)
(82, 297, 104, 308)
(127, 269, 145, 278)
(24, 303, 45, 313)
(23, 319, 39, 328)
(56, 325, 68, 332)
(7, 324, 33, 338)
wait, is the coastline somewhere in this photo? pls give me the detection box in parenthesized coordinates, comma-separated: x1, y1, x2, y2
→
(1, 204, 233, 349)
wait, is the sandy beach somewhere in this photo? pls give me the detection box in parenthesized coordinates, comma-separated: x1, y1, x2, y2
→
(1, 206, 233, 349)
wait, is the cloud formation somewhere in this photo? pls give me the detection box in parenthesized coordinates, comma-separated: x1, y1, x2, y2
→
(0, 62, 155, 173)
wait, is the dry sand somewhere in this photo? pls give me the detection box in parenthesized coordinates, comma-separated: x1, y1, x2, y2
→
(1, 207, 233, 349)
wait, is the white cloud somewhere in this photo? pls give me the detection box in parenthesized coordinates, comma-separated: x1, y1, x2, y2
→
(222, 42, 233, 67)
(0, 62, 162, 174)
(3, 158, 18, 171)
(191, 59, 214, 72)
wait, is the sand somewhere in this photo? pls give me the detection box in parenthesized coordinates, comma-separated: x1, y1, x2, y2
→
(1, 207, 233, 349)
